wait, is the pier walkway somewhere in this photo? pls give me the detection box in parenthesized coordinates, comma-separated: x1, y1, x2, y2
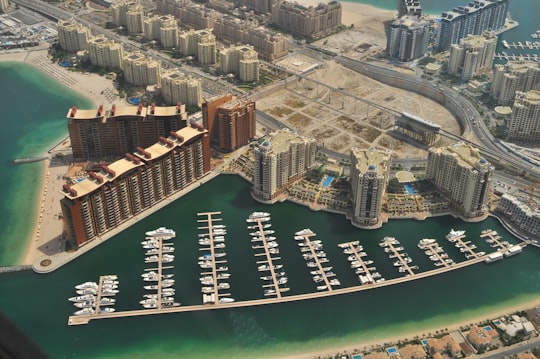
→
(422, 242, 453, 269)
(339, 241, 378, 284)
(296, 231, 336, 291)
(68, 252, 501, 326)
(386, 241, 415, 276)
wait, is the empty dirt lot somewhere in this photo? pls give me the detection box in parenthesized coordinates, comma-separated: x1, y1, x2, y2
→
(257, 60, 461, 158)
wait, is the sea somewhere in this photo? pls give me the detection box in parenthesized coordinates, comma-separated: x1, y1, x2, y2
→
(0, 1, 539, 358)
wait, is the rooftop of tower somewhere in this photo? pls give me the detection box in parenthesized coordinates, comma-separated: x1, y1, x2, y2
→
(351, 147, 391, 175)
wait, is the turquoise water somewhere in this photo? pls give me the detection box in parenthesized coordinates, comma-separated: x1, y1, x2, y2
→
(0, 3, 539, 356)
(0, 62, 92, 264)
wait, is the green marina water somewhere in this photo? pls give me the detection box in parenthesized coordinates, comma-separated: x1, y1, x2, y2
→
(0, 3, 539, 356)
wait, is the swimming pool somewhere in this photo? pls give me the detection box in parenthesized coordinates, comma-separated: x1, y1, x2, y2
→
(404, 183, 414, 194)
(387, 347, 397, 354)
(322, 175, 334, 188)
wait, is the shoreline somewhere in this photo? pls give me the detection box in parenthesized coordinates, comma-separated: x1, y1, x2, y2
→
(283, 295, 540, 359)
(0, 45, 120, 265)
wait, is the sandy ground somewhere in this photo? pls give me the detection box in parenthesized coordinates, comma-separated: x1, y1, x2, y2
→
(0, 45, 119, 265)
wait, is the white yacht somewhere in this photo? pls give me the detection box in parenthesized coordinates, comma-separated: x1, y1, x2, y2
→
(100, 289, 119, 296)
(102, 275, 118, 281)
(146, 227, 176, 237)
(317, 285, 327, 291)
(329, 279, 341, 286)
(75, 282, 98, 290)
(76, 288, 97, 295)
(73, 301, 95, 309)
(446, 229, 465, 241)
(418, 238, 437, 248)
(68, 295, 93, 303)
(74, 308, 95, 316)
(295, 228, 313, 236)
(249, 212, 271, 219)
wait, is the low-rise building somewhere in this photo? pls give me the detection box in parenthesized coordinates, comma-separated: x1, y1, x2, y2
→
(426, 334, 462, 357)
(467, 325, 492, 351)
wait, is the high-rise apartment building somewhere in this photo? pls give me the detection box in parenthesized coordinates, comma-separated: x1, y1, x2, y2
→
(143, 14, 176, 42)
(436, 0, 508, 52)
(197, 30, 217, 65)
(448, 31, 497, 81)
(160, 70, 202, 107)
(159, 18, 178, 48)
(349, 147, 391, 228)
(202, 95, 256, 151)
(202, 94, 234, 142)
(61, 124, 211, 247)
(123, 51, 161, 87)
(0, 0, 9, 12)
(386, 15, 430, 62)
(67, 103, 187, 159)
(127, 2, 144, 34)
(491, 61, 540, 105)
(111, 0, 134, 26)
(271, 0, 342, 39)
(220, 44, 259, 82)
(426, 142, 493, 219)
(252, 129, 316, 201)
(178, 29, 216, 64)
(506, 90, 540, 143)
(87, 35, 124, 70)
(57, 19, 91, 52)
(398, 0, 422, 17)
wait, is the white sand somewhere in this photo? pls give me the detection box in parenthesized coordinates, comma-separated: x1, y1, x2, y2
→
(0, 45, 120, 265)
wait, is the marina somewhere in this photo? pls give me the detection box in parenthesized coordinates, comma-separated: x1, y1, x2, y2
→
(248, 212, 289, 298)
(198, 212, 234, 304)
(296, 229, 339, 291)
(339, 240, 383, 285)
(67, 223, 528, 326)
(419, 239, 455, 268)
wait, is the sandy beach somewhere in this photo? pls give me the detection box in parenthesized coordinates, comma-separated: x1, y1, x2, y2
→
(284, 296, 540, 359)
(0, 45, 120, 265)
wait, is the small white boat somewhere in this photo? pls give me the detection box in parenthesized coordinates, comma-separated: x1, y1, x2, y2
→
(73, 301, 95, 308)
(219, 297, 235, 303)
(418, 238, 436, 248)
(69, 294, 96, 302)
(317, 285, 327, 291)
(101, 275, 118, 281)
(295, 228, 313, 236)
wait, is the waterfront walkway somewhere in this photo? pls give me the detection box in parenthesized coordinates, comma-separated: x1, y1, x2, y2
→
(68, 248, 505, 325)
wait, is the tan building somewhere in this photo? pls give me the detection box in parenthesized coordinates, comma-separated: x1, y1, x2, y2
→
(111, 0, 133, 27)
(213, 15, 288, 62)
(202, 95, 256, 151)
(143, 14, 176, 41)
(467, 325, 492, 351)
(61, 124, 211, 247)
(426, 335, 462, 358)
(387, 15, 431, 62)
(159, 17, 178, 48)
(67, 103, 187, 159)
(491, 60, 540, 105)
(507, 90, 540, 142)
(127, 2, 144, 34)
(448, 32, 497, 81)
(123, 51, 161, 87)
(87, 35, 124, 70)
(179, 3, 218, 30)
(160, 70, 202, 107)
(239, 0, 272, 14)
(398, 344, 427, 359)
(197, 30, 217, 65)
(252, 129, 316, 201)
(271, 0, 342, 39)
(178, 29, 216, 64)
(349, 147, 391, 228)
(0, 0, 9, 12)
(426, 142, 494, 219)
(220, 44, 259, 82)
(57, 19, 91, 53)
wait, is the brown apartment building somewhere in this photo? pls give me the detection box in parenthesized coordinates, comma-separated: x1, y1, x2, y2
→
(67, 103, 188, 159)
(202, 94, 256, 151)
(61, 123, 211, 247)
